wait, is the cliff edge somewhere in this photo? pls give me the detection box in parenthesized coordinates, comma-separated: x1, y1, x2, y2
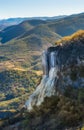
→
(25, 30, 84, 111)
(24, 30, 84, 130)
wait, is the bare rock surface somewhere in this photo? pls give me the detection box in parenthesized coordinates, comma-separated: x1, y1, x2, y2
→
(25, 31, 84, 111)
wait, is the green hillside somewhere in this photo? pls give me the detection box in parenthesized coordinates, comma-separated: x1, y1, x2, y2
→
(0, 19, 47, 43)
(0, 23, 32, 43)
(0, 20, 61, 71)
(21, 25, 61, 44)
(0, 69, 41, 106)
(0, 21, 59, 120)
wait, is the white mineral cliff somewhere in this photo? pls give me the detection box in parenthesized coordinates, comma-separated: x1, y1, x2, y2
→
(25, 49, 60, 111)
(25, 43, 84, 111)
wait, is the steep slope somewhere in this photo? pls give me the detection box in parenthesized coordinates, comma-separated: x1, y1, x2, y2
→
(26, 30, 84, 110)
(47, 13, 84, 36)
(25, 30, 84, 130)
(0, 24, 32, 43)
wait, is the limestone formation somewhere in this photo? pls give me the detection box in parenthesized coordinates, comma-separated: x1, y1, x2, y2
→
(42, 50, 49, 75)
(25, 40, 84, 111)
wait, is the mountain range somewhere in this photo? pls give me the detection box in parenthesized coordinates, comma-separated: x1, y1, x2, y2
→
(0, 13, 83, 71)
(0, 13, 84, 44)
(0, 15, 66, 31)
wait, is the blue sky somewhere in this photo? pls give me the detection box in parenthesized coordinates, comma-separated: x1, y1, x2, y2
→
(0, 0, 84, 19)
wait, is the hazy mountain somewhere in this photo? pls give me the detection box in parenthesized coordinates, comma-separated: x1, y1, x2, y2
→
(47, 12, 84, 36)
(0, 19, 48, 43)
(0, 13, 84, 44)
(0, 18, 29, 31)
(0, 20, 61, 43)
(0, 15, 66, 31)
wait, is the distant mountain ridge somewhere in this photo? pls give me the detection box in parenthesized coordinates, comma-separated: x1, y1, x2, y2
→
(0, 12, 84, 44)
(0, 18, 29, 31)
(0, 15, 66, 31)
(47, 12, 84, 36)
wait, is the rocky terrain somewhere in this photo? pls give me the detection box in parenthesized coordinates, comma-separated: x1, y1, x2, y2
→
(25, 30, 84, 130)
(25, 30, 84, 110)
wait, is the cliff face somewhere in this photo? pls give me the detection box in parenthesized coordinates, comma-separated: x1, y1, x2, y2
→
(25, 31, 84, 111)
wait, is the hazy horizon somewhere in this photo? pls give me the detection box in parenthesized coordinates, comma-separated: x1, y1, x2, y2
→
(0, 12, 84, 20)
(0, 0, 84, 19)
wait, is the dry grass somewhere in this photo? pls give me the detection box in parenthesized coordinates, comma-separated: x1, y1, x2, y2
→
(33, 70, 43, 76)
(55, 30, 84, 45)
(0, 97, 20, 107)
(77, 126, 84, 130)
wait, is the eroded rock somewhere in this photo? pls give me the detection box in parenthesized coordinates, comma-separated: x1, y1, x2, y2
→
(25, 38, 84, 111)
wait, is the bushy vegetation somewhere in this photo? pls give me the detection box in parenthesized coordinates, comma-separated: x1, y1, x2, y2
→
(0, 69, 42, 120)
(55, 30, 84, 45)
(23, 94, 84, 130)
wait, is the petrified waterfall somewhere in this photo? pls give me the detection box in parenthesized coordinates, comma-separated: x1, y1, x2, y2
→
(49, 52, 56, 67)
(25, 43, 84, 111)
(25, 47, 60, 111)
(42, 49, 59, 76)
(42, 50, 49, 75)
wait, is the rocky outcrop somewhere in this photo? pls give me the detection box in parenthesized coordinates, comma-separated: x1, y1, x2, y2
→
(25, 31, 84, 111)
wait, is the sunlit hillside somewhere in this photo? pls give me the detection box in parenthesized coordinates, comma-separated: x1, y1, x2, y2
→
(55, 30, 84, 45)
